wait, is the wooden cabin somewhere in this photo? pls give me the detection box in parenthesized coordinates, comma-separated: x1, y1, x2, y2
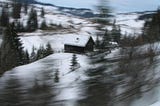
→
(64, 36, 95, 53)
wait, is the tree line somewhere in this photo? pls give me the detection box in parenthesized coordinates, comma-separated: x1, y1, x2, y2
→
(0, 1, 47, 32)
(95, 20, 121, 52)
(0, 23, 53, 74)
(0, 1, 54, 74)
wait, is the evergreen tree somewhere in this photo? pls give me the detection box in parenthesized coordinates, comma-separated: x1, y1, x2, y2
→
(40, 20, 47, 30)
(96, 0, 112, 25)
(12, 1, 22, 19)
(22, 50, 30, 64)
(111, 21, 121, 43)
(36, 45, 46, 60)
(142, 8, 160, 42)
(23, 3, 28, 14)
(30, 44, 53, 62)
(0, 23, 24, 72)
(41, 7, 45, 18)
(30, 46, 37, 62)
(95, 35, 100, 49)
(70, 54, 78, 71)
(45, 43, 53, 56)
(0, 49, 1, 73)
(0, 6, 9, 27)
(101, 29, 112, 50)
(15, 21, 24, 32)
(27, 7, 38, 31)
(54, 70, 59, 83)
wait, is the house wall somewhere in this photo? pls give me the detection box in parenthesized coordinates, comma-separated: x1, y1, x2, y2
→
(85, 38, 94, 52)
(64, 45, 85, 53)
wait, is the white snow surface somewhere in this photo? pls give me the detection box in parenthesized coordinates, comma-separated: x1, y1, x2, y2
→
(20, 32, 96, 54)
(1, 53, 90, 102)
(0, 39, 2, 45)
(18, 5, 98, 53)
(114, 13, 145, 35)
(1, 1, 160, 106)
(150, 101, 160, 106)
(18, 5, 147, 55)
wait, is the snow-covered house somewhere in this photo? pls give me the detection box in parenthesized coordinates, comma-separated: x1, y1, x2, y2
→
(64, 35, 95, 53)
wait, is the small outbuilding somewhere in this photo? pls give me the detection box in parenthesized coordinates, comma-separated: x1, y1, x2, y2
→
(64, 35, 95, 53)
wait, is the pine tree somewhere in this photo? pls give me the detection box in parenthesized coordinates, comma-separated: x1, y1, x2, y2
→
(142, 8, 160, 42)
(95, 35, 100, 49)
(0, 6, 9, 27)
(12, 1, 22, 19)
(101, 29, 111, 50)
(27, 7, 38, 31)
(96, 0, 112, 25)
(111, 21, 121, 43)
(23, 3, 28, 14)
(30, 46, 37, 62)
(70, 54, 78, 71)
(15, 21, 24, 32)
(45, 43, 53, 56)
(11, 23, 24, 65)
(0, 49, 1, 73)
(36, 45, 46, 60)
(54, 70, 59, 83)
(40, 20, 47, 30)
(41, 7, 45, 18)
(0, 23, 24, 72)
(22, 50, 30, 64)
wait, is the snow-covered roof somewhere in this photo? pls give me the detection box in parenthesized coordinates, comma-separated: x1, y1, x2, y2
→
(64, 35, 92, 47)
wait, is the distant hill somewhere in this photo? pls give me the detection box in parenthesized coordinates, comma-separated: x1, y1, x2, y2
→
(7, 0, 95, 18)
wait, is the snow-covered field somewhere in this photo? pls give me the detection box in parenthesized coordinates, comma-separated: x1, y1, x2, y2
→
(115, 13, 145, 35)
(18, 4, 148, 54)
(0, 0, 150, 52)
(1, 1, 160, 106)
(18, 4, 98, 53)
(0, 53, 90, 104)
(150, 100, 160, 106)
(20, 33, 95, 53)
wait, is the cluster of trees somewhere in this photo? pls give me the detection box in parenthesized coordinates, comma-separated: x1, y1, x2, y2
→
(0, 4, 9, 27)
(0, 1, 54, 74)
(95, 21, 121, 51)
(113, 9, 160, 95)
(0, 24, 53, 74)
(0, 1, 47, 32)
(96, 0, 112, 25)
(142, 8, 160, 43)
(119, 8, 160, 62)
(91, 0, 159, 100)
(0, 23, 29, 73)
(30, 43, 53, 62)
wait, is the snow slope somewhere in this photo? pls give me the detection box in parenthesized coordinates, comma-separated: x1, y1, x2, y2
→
(0, 0, 150, 50)
(20, 33, 95, 53)
(18, 4, 98, 53)
(18, 4, 148, 54)
(115, 13, 145, 35)
(0, 53, 90, 104)
(150, 101, 160, 106)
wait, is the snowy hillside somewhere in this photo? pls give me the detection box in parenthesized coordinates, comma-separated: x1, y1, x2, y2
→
(0, 0, 155, 54)
(18, 4, 151, 53)
(0, 53, 90, 104)
(1, 1, 160, 106)
(18, 4, 99, 53)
